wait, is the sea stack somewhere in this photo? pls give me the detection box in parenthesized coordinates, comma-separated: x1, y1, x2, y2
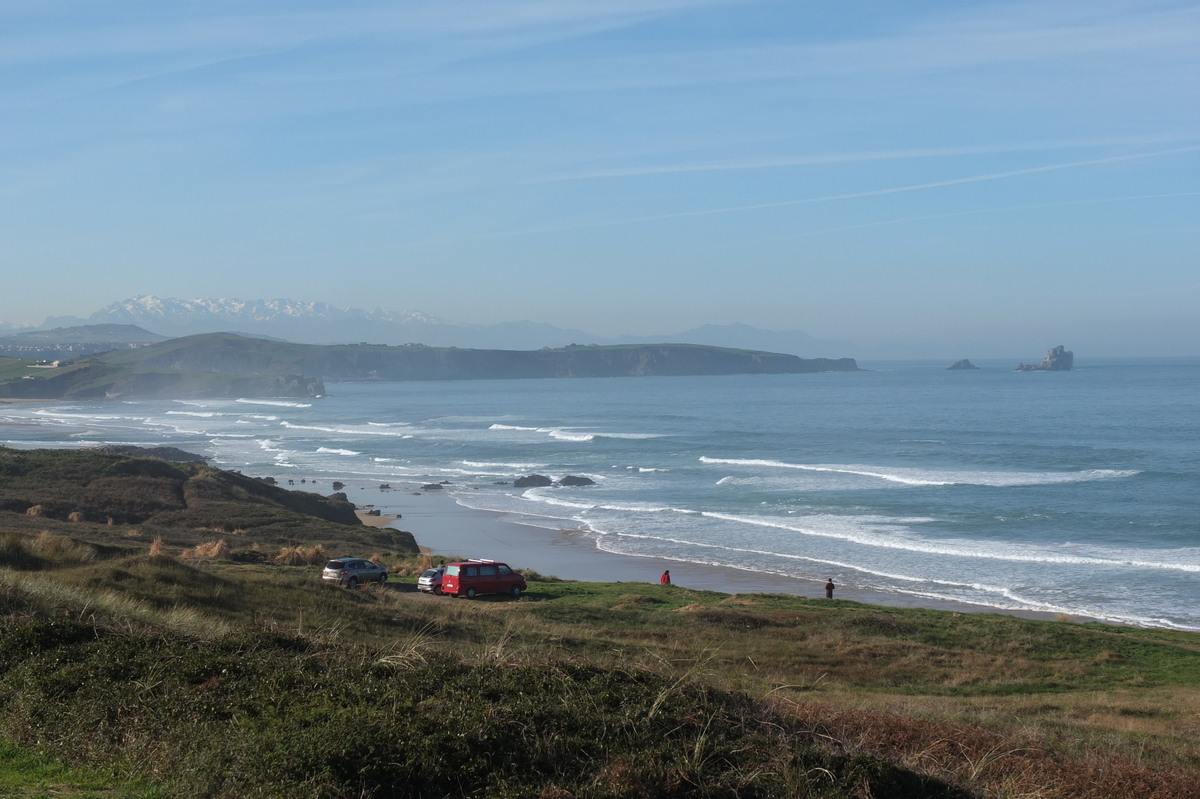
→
(1016, 345, 1073, 371)
(946, 359, 979, 370)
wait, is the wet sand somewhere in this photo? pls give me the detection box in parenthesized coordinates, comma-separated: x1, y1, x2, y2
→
(345, 483, 1070, 622)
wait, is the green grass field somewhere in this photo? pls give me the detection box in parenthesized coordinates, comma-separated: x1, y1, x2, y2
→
(0, 447, 1197, 798)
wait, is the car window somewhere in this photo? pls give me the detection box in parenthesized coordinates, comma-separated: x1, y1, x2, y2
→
(421, 569, 437, 578)
(480, 565, 497, 576)
(465, 566, 478, 577)
(498, 565, 511, 575)
(446, 564, 459, 576)
(326, 561, 346, 569)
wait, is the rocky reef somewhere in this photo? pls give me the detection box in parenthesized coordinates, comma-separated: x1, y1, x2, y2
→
(946, 359, 980, 370)
(1016, 345, 1073, 371)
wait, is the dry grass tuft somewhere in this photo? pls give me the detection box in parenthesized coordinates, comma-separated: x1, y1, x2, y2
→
(183, 539, 231, 560)
(25, 505, 43, 516)
(31, 530, 95, 563)
(273, 544, 325, 566)
(67, 511, 85, 522)
(148, 536, 167, 557)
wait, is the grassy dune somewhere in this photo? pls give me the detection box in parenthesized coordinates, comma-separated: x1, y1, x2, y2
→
(0, 448, 1197, 798)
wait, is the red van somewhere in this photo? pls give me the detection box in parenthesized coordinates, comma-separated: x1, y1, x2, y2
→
(441, 560, 527, 599)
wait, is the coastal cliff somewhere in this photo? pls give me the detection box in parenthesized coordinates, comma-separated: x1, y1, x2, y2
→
(101, 334, 860, 381)
(0, 362, 324, 401)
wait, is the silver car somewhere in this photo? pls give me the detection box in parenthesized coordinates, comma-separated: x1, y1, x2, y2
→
(417, 567, 445, 594)
(322, 558, 388, 589)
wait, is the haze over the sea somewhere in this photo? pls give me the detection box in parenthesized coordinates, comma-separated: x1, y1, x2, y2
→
(1, 1, 1197, 357)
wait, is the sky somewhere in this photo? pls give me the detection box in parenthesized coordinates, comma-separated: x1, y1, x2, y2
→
(1, 0, 1197, 356)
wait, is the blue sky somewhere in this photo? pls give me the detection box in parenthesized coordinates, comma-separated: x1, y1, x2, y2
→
(1, 0, 1197, 356)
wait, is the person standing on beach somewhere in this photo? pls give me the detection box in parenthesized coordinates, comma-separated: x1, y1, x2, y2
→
(825, 578, 835, 599)
(660, 570, 671, 585)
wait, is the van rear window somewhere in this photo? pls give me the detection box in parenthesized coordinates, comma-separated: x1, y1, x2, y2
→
(445, 565, 460, 576)
(480, 565, 497, 576)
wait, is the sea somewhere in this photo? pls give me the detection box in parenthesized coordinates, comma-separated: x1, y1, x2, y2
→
(2, 357, 1197, 630)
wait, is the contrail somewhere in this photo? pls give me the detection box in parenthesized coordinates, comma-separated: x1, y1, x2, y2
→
(619, 145, 1200, 225)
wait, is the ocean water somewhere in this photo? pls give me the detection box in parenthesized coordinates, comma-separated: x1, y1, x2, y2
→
(2, 358, 1197, 630)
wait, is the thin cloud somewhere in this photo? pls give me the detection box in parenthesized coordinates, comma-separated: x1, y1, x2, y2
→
(519, 146, 1200, 234)
(535, 136, 1198, 183)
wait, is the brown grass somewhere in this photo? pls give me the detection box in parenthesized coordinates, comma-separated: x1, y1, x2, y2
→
(25, 505, 43, 516)
(67, 511, 85, 522)
(182, 539, 231, 560)
(774, 697, 1200, 799)
(272, 544, 325, 566)
(30, 530, 95, 563)
(148, 536, 167, 557)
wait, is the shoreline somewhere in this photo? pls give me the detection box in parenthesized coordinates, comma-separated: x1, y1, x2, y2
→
(345, 483, 1079, 624)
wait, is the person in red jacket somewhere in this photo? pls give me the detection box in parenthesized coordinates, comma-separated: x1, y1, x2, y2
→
(660, 570, 671, 585)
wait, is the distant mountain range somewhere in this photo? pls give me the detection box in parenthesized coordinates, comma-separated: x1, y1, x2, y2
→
(35, 296, 858, 358)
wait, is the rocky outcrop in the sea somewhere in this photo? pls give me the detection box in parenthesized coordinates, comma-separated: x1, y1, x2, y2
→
(513, 474, 553, 488)
(946, 359, 979, 370)
(1016, 345, 1073, 372)
(558, 475, 596, 486)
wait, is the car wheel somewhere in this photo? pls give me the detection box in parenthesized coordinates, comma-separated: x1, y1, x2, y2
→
(509, 585, 522, 599)
(466, 587, 477, 599)
(433, 585, 443, 596)
(347, 577, 358, 590)
(378, 573, 387, 586)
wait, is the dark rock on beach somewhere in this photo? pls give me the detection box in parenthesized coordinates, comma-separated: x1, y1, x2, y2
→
(420, 483, 444, 490)
(1016, 345, 1073, 371)
(514, 474, 554, 488)
(946, 359, 979, 370)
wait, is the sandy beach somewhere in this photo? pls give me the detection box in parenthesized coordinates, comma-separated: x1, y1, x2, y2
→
(344, 482, 1069, 622)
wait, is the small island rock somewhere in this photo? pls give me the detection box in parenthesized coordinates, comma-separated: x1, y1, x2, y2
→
(1016, 345, 1073, 372)
(946, 359, 980, 370)
(558, 475, 596, 486)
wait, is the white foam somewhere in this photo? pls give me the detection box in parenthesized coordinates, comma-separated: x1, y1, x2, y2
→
(236, 399, 312, 408)
(700, 511, 1200, 573)
(316, 447, 361, 456)
(460, 460, 547, 470)
(548, 430, 595, 442)
(488, 423, 657, 443)
(280, 421, 409, 437)
(699, 457, 1140, 487)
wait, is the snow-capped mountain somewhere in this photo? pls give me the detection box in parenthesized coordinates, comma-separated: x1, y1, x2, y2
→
(35, 295, 855, 356)
(39, 296, 595, 350)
